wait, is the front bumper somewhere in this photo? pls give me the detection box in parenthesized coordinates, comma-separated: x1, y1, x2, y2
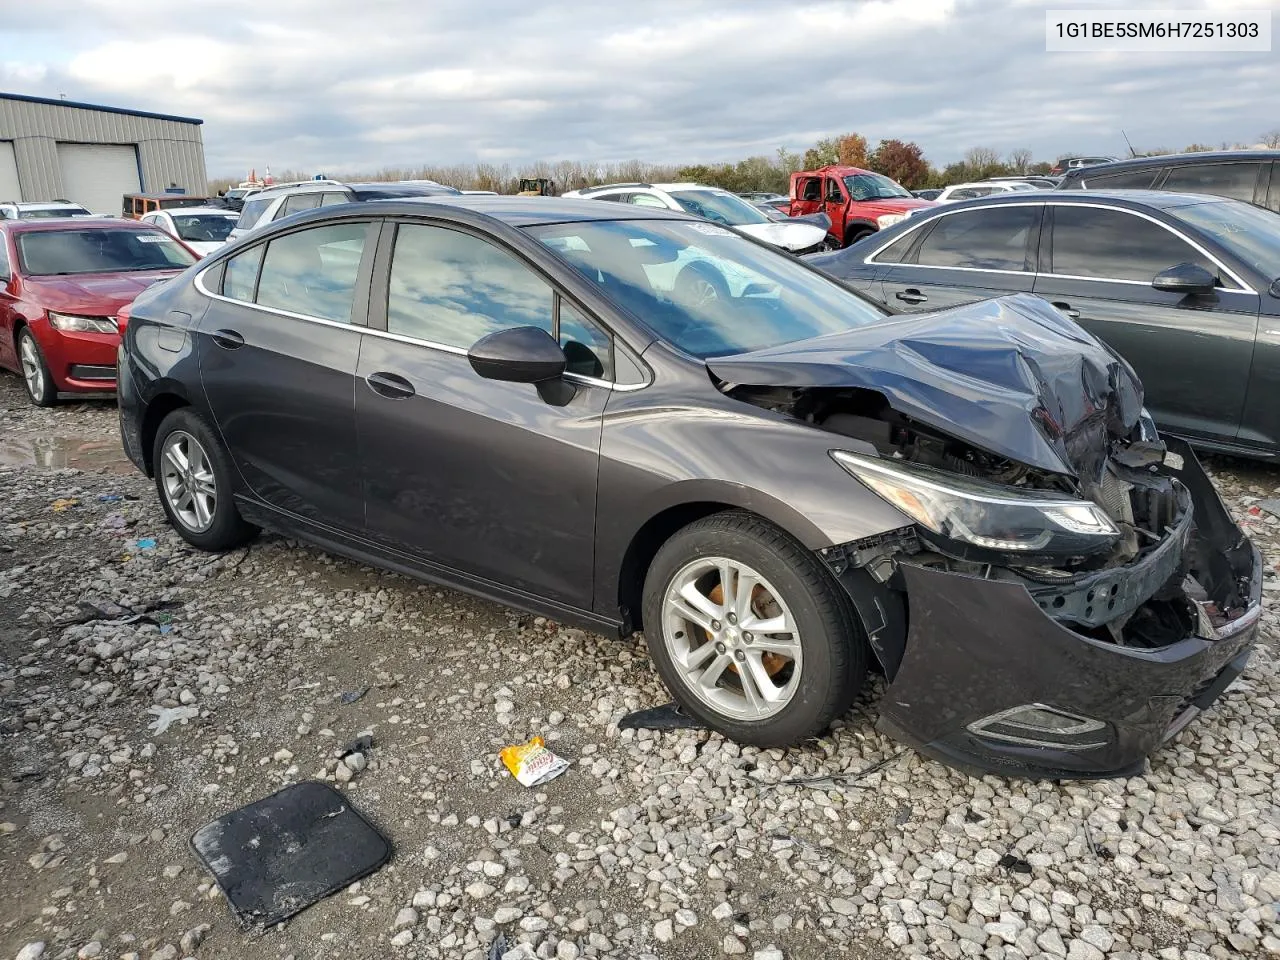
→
(872, 441, 1263, 779)
(39, 325, 120, 393)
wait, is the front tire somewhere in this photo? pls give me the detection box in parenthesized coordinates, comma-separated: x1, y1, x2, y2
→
(642, 511, 867, 747)
(152, 407, 257, 551)
(17, 328, 57, 407)
(845, 228, 874, 247)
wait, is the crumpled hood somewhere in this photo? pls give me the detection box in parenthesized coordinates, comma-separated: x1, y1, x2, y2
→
(24, 271, 182, 315)
(707, 293, 1144, 478)
(735, 219, 829, 252)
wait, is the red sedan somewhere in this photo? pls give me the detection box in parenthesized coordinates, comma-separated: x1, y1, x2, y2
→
(0, 217, 198, 405)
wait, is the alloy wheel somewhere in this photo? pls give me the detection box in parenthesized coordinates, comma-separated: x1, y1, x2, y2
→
(160, 431, 217, 533)
(661, 557, 803, 721)
(19, 335, 44, 401)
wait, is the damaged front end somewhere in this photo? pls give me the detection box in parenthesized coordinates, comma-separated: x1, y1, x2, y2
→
(709, 294, 1262, 778)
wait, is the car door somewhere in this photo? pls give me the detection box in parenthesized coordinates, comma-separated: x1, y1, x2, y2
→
(1155, 160, 1264, 208)
(823, 176, 847, 228)
(877, 203, 1041, 311)
(355, 219, 609, 608)
(792, 176, 823, 217)
(0, 231, 17, 371)
(1033, 203, 1259, 444)
(197, 218, 378, 530)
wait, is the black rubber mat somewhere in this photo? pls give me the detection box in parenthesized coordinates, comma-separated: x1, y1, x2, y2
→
(190, 780, 391, 927)
(617, 702, 706, 731)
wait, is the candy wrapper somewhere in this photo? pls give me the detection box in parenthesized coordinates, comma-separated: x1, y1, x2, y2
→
(500, 736, 570, 788)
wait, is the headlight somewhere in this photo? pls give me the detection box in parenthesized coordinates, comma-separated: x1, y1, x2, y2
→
(876, 213, 907, 228)
(49, 312, 118, 334)
(831, 450, 1119, 559)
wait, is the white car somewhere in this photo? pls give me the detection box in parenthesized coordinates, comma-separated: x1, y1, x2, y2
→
(228, 178, 462, 241)
(562, 182, 831, 254)
(934, 181, 1038, 203)
(139, 206, 239, 257)
(0, 200, 93, 220)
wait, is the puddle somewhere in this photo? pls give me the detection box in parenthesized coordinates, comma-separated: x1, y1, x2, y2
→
(0, 435, 134, 475)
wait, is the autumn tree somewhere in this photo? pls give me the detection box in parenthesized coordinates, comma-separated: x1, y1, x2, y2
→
(869, 139, 929, 189)
(836, 133, 869, 168)
(802, 137, 841, 170)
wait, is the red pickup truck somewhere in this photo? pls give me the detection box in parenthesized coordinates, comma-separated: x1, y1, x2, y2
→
(788, 165, 935, 248)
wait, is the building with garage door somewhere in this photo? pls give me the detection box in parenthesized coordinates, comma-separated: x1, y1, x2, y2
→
(0, 92, 207, 215)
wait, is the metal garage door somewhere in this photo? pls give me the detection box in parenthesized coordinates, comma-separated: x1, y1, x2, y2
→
(58, 143, 140, 214)
(0, 142, 20, 201)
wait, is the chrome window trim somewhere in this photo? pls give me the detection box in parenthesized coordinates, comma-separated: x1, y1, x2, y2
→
(193, 264, 650, 392)
(862, 199, 1255, 293)
(1045, 201, 1254, 293)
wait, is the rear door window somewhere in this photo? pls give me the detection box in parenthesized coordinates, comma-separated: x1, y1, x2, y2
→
(1080, 168, 1160, 190)
(222, 244, 264, 301)
(1160, 162, 1262, 202)
(254, 222, 372, 322)
(913, 206, 1039, 271)
(280, 193, 322, 218)
(1049, 206, 1216, 282)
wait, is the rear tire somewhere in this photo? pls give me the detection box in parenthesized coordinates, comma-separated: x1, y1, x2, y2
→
(152, 407, 257, 552)
(642, 511, 867, 747)
(17, 328, 57, 407)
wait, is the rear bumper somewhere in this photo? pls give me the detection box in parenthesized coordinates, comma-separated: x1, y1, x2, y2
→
(116, 345, 148, 474)
(873, 441, 1262, 779)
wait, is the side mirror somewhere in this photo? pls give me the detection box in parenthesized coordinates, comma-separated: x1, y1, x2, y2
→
(1152, 263, 1217, 295)
(468, 325, 566, 384)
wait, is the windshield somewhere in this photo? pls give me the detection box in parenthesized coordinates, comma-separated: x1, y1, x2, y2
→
(843, 173, 912, 201)
(171, 214, 237, 242)
(668, 190, 769, 226)
(19, 206, 90, 219)
(526, 219, 886, 358)
(1170, 199, 1280, 281)
(16, 228, 198, 276)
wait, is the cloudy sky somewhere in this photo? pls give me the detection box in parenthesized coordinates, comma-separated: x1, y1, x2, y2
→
(1, 0, 1277, 177)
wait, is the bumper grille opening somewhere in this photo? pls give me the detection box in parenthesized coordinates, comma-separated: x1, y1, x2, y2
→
(69, 364, 117, 381)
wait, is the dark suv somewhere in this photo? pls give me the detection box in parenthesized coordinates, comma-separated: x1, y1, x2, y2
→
(1058, 150, 1280, 212)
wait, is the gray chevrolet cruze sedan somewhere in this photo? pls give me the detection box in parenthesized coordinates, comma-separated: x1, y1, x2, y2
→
(116, 196, 1261, 778)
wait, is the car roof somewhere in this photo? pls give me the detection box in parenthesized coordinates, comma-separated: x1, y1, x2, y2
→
(909, 189, 1231, 213)
(1062, 150, 1280, 178)
(1, 215, 160, 234)
(124, 192, 212, 201)
(367, 194, 696, 227)
(805, 165, 874, 177)
(148, 205, 237, 217)
(4, 201, 88, 208)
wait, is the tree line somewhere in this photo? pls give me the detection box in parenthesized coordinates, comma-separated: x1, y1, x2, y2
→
(210, 128, 1280, 196)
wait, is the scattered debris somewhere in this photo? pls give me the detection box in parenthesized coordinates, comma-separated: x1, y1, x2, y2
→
(486, 932, 510, 960)
(100, 513, 128, 531)
(339, 734, 373, 762)
(190, 781, 391, 927)
(998, 853, 1032, 874)
(500, 736, 570, 787)
(51, 498, 78, 512)
(1253, 498, 1280, 518)
(339, 687, 370, 704)
(147, 705, 199, 736)
(617, 701, 704, 731)
(97, 493, 124, 503)
(135, 538, 157, 550)
(769, 751, 903, 792)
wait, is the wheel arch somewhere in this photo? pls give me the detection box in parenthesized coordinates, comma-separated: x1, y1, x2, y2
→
(843, 219, 878, 245)
(139, 388, 193, 476)
(613, 483, 831, 632)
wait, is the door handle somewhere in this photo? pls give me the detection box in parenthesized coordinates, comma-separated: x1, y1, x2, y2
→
(210, 329, 244, 349)
(1051, 301, 1081, 320)
(365, 371, 416, 400)
(895, 289, 928, 304)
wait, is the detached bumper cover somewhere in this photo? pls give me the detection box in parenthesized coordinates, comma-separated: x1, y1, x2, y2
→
(875, 442, 1262, 779)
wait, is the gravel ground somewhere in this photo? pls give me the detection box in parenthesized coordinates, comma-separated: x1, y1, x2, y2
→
(2, 370, 1280, 960)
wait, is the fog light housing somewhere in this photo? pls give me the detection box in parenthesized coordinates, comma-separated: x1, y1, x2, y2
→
(967, 704, 1109, 750)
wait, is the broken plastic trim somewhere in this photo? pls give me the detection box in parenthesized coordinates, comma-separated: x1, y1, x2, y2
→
(966, 703, 1109, 750)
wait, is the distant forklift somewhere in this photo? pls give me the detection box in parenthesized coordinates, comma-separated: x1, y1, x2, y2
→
(517, 178, 558, 197)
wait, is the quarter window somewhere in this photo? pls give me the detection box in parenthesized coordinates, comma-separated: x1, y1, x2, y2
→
(1161, 162, 1261, 203)
(222, 244, 263, 301)
(387, 224, 554, 348)
(1050, 206, 1216, 283)
(629, 194, 668, 208)
(873, 229, 920, 264)
(1080, 169, 1158, 190)
(559, 299, 613, 380)
(914, 206, 1038, 271)
(254, 222, 371, 323)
